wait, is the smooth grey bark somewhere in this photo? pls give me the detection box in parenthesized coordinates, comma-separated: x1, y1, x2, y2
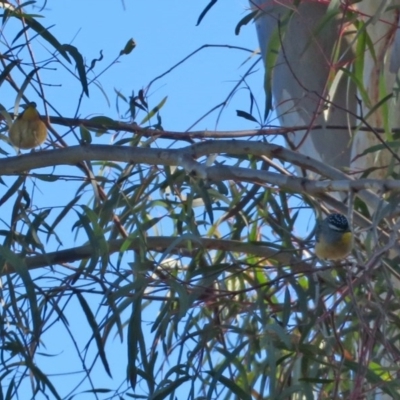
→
(252, 1, 357, 171)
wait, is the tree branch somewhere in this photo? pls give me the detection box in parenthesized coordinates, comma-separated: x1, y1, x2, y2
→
(2, 236, 308, 275)
(47, 115, 399, 139)
(1, 142, 388, 209)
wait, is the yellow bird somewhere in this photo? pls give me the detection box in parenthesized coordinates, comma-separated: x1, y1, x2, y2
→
(9, 102, 47, 149)
(314, 213, 353, 261)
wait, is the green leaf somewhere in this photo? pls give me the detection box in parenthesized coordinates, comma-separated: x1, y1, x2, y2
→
(76, 292, 111, 377)
(0, 176, 26, 206)
(215, 181, 228, 196)
(364, 93, 393, 122)
(4, 376, 15, 400)
(92, 80, 110, 107)
(236, 109, 258, 122)
(235, 10, 258, 35)
(13, 68, 38, 116)
(80, 124, 92, 144)
(0, 61, 17, 87)
(25, 209, 49, 251)
(81, 389, 112, 394)
(61, 44, 89, 96)
(87, 116, 116, 128)
(151, 377, 191, 400)
(29, 173, 59, 182)
(282, 286, 291, 327)
(206, 339, 250, 397)
(140, 96, 167, 124)
(138, 89, 148, 108)
(357, 141, 400, 158)
(12, 24, 30, 44)
(48, 195, 81, 241)
(196, 0, 218, 26)
(0, 246, 41, 340)
(263, 27, 281, 120)
(127, 295, 143, 390)
(196, 182, 214, 224)
(28, 363, 62, 400)
(80, 205, 109, 274)
(119, 38, 136, 56)
(11, 11, 70, 62)
(344, 359, 400, 398)
(110, 279, 148, 301)
(72, 212, 99, 275)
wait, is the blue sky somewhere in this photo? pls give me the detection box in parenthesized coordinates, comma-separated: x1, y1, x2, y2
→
(37, 1, 267, 132)
(3, 1, 274, 398)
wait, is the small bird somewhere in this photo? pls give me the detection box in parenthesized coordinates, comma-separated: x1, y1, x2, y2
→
(9, 102, 47, 149)
(314, 213, 353, 261)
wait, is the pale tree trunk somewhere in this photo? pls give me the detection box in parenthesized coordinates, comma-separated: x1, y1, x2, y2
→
(251, 0, 400, 398)
(252, 0, 356, 172)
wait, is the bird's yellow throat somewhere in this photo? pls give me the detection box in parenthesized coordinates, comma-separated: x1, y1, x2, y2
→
(22, 105, 40, 121)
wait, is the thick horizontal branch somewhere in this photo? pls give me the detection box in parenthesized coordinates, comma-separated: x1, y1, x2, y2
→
(0, 142, 387, 204)
(209, 168, 400, 193)
(1, 236, 307, 275)
(0, 141, 363, 182)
